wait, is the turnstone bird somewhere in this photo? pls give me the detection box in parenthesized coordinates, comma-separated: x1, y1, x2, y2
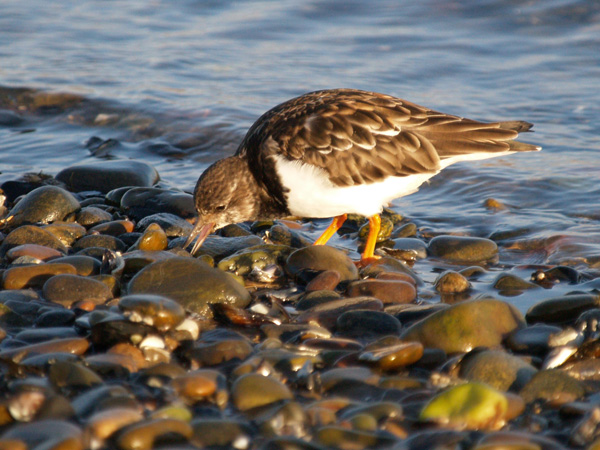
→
(185, 89, 540, 263)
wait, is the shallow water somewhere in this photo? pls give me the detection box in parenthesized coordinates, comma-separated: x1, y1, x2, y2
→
(1, 0, 599, 311)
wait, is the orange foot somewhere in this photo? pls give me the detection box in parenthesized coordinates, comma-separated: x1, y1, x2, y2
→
(354, 255, 382, 269)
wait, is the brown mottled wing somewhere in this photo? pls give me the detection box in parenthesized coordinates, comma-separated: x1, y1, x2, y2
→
(238, 89, 537, 188)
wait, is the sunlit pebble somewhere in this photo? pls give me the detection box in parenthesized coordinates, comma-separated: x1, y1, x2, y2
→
(233, 435, 250, 450)
(175, 318, 200, 340)
(542, 346, 578, 370)
(130, 333, 143, 345)
(142, 316, 155, 327)
(548, 327, 583, 347)
(139, 334, 165, 350)
(8, 391, 45, 421)
(125, 311, 143, 323)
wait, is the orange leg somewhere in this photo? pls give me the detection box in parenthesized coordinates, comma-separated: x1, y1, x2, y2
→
(314, 214, 347, 246)
(361, 214, 382, 261)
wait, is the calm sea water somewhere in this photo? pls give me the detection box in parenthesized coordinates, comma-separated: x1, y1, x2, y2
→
(1, 0, 599, 309)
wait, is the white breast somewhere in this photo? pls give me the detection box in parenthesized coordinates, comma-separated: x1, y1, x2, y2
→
(273, 155, 437, 218)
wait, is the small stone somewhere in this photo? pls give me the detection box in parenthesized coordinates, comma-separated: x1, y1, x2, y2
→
(118, 294, 185, 332)
(42, 274, 113, 307)
(346, 279, 416, 304)
(75, 206, 112, 227)
(286, 246, 359, 283)
(232, 374, 293, 411)
(2, 263, 77, 290)
(305, 270, 342, 292)
(7, 186, 80, 228)
(435, 271, 471, 294)
(128, 257, 251, 318)
(519, 369, 585, 404)
(336, 310, 402, 338)
(56, 159, 159, 193)
(428, 235, 498, 263)
(120, 187, 195, 221)
(1, 225, 68, 255)
(89, 220, 135, 236)
(5, 244, 63, 262)
(526, 294, 600, 325)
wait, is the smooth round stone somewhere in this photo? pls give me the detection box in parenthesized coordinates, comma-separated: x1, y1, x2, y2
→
(116, 418, 193, 450)
(89, 219, 135, 236)
(296, 297, 384, 329)
(42, 274, 113, 307)
(388, 238, 427, 258)
(526, 294, 600, 325)
(286, 246, 359, 283)
(5, 244, 63, 262)
(136, 213, 193, 237)
(56, 159, 159, 193)
(2, 263, 77, 290)
(346, 279, 416, 304)
(268, 223, 313, 248)
(434, 271, 471, 294)
(171, 372, 217, 402)
(232, 374, 293, 412)
(459, 349, 538, 392)
(305, 270, 341, 292)
(0, 419, 83, 449)
(191, 418, 253, 448)
(49, 360, 103, 388)
(336, 310, 402, 338)
(129, 223, 168, 251)
(122, 250, 181, 274)
(428, 235, 498, 263)
(400, 299, 525, 354)
(358, 341, 423, 370)
(195, 236, 269, 261)
(128, 257, 251, 318)
(90, 317, 155, 349)
(120, 187, 195, 221)
(118, 294, 185, 332)
(86, 407, 144, 448)
(7, 185, 80, 227)
(319, 367, 379, 391)
(504, 324, 562, 356)
(358, 257, 422, 286)
(75, 206, 112, 227)
(420, 382, 509, 431)
(186, 336, 254, 367)
(493, 273, 540, 292)
(43, 222, 87, 246)
(1, 225, 68, 255)
(73, 234, 127, 253)
(15, 326, 78, 343)
(519, 369, 585, 404)
(0, 337, 89, 363)
(35, 308, 76, 327)
(216, 244, 291, 276)
(48, 255, 101, 276)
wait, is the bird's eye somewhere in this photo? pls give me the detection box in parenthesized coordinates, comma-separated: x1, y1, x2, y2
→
(215, 205, 226, 212)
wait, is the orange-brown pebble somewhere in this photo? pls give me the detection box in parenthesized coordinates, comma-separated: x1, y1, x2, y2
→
(109, 343, 148, 371)
(375, 271, 417, 287)
(116, 418, 193, 450)
(359, 342, 424, 370)
(0, 337, 90, 363)
(5, 243, 63, 262)
(2, 263, 77, 290)
(135, 223, 168, 251)
(346, 279, 416, 304)
(306, 270, 342, 292)
(89, 219, 135, 236)
(85, 407, 144, 446)
(172, 373, 217, 401)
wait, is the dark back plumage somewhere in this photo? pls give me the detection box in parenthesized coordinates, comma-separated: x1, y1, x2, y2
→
(236, 89, 538, 188)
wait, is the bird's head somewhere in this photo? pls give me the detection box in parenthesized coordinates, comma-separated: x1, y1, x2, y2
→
(185, 156, 258, 254)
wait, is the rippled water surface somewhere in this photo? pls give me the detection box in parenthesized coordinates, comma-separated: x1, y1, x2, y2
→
(1, 0, 599, 310)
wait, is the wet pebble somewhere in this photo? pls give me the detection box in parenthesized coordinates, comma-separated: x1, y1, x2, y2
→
(346, 279, 416, 304)
(128, 257, 251, 318)
(305, 270, 341, 291)
(428, 235, 498, 263)
(136, 213, 193, 237)
(7, 185, 80, 228)
(401, 299, 525, 353)
(128, 223, 168, 251)
(42, 274, 113, 307)
(118, 294, 185, 332)
(336, 310, 402, 339)
(526, 293, 600, 325)
(75, 206, 112, 227)
(519, 369, 585, 405)
(1, 224, 68, 255)
(120, 187, 195, 220)
(56, 159, 159, 193)
(89, 219, 135, 236)
(2, 263, 77, 290)
(5, 243, 63, 262)
(434, 270, 471, 294)
(286, 246, 359, 283)
(232, 374, 293, 412)
(48, 255, 102, 276)
(73, 233, 127, 253)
